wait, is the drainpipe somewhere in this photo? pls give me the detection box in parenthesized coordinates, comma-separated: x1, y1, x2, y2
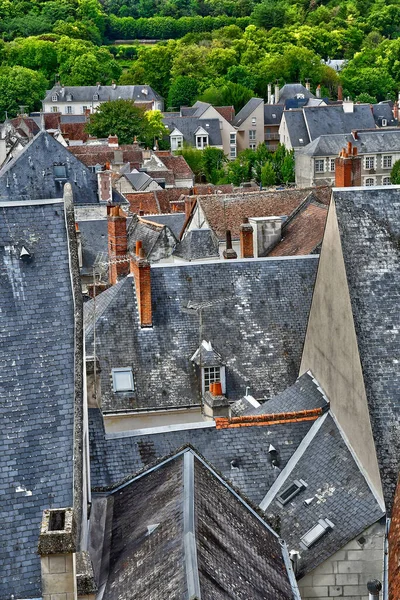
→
(367, 580, 382, 600)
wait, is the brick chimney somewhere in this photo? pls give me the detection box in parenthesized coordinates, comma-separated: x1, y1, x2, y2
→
(130, 244, 152, 327)
(240, 217, 254, 258)
(394, 103, 399, 121)
(97, 170, 112, 203)
(223, 230, 237, 259)
(334, 144, 361, 187)
(108, 135, 119, 148)
(185, 197, 195, 220)
(38, 507, 77, 600)
(203, 381, 229, 420)
(107, 204, 128, 285)
(337, 85, 343, 102)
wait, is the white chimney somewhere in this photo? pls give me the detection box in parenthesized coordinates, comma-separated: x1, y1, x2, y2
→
(343, 97, 354, 113)
(274, 84, 280, 104)
(316, 85, 321, 99)
(267, 84, 272, 105)
(248, 216, 282, 257)
(305, 81, 310, 91)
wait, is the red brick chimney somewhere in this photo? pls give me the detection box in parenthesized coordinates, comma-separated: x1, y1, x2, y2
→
(240, 217, 254, 258)
(107, 205, 128, 285)
(130, 244, 152, 327)
(337, 85, 343, 102)
(108, 135, 119, 148)
(185, 197, 195, 220)
(394, 103, 399, 121)
(98, 170, 112, 203)
(334, 144, 361, 187)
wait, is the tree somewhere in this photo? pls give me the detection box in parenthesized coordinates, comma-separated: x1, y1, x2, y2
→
(85, 99, 150, 145)
(61, 47, 122, 85)
(119, 43, 174, 98)
(390, 160, 400, 184)
(280, 153, 295, 184)
(167, 76, 198, 109)
(201, 146, 225, 182)
(141, 110, 168, 148)
(251, 1, 286, 30)
(200, 81, 253, 111)
(6, 37, 58, 79)
(175, 146, 204, 180)
(260, 161, 275, 187)
(0, 65, 48, 118)
(227, 158, 248, 185)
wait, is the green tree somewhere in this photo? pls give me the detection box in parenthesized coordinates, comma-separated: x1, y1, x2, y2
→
(390, 160, 400, 184)
(175, 146, 204, 180)
(119, 43, 174, 98)
(280, 152, 295, 184)
(261, 161, 276, 187)
(227, 158, 248, 185)
(0, 65, 48, 118)
(85, 99, 149, 145)
(6, 37, 57, 79)
(200, 81, 253, 111)
(141, 110, 168, 147)
(201, 146, 225, 182)
(251, 1, 286, 30)
(167, 76, 198, 109)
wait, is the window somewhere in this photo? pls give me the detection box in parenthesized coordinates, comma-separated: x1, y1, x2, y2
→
(277, 479, 308, 505)
(53, 165, 67, 179)
(252, 117, 256, 125)
(249, 130, 256, 141)
(196, 135, 208, 149)
(66, 93, 73, 102)
(52, 94, 58, 102)
(383, 155, 392, 168)
(249, 143, 256, 150)
(82, 106, 88, 114)
(300, 519, 334, 549)
(365, 156, 375, 169)
(112, 368, 134, 392)
(51, 106, 58, 113)
(66, 106, 73, 114)
(230, 147, 236, 158)
(204, 366, 220, 392)
(383, 176, 391, 185)
(365, 177, 375, 186)
(229, 133, 236, 145)
(315, 159, 325, 173)
(329, 159, 336, 172)
(93, 93, 99, 101)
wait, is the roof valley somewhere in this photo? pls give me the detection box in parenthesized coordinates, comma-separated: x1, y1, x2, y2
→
(183, 451, 202, 599)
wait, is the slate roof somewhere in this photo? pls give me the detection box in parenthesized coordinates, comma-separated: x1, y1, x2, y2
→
(127, 215, 177, 262)
(163, 115, 223, 146)
(174, 228, 220, 260)
(191, 188, 328, 242)
(262, 414, 385, 577)
(0, 198, 76, 597)
(44, 84, 163, 104)
(264, 104, 284, 125)
(372, 102, 397, 127)
(233, 98, 264, 127)
(278, 84, 316, 104)
(300, 128, 400, 157)
(84, 256, 318, 411)
(303, 104, 376, 140)
(89, 408, 315, 504)
(93, 447, 299, 599)
(78, 218, 109, 276)
(142, 212, 186, 238)
(282, 109, 310, 147)
(246, 372, 329, 416)
(125, 170, 157, 191)
(0, 131, 99, 203)
(333, 187, 400, 508)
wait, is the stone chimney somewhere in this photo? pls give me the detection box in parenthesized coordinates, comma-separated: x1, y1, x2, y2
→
(223, 230, 237, 259)
(108, 135, 119, 148)
(107, 204, 128, 285)
(38, 507, 77, 600)
(316, 84, 321, 99)
(130, 244, 152, 327)
(274, 82, 280, 104)
(337, 85, 343, 102)
(267, 83, 272, 105)
(305, 81, 310, 91)
(97, 170, 112, 203)
(334, 144, 361, 187)
(239, 217, 254, 258)
(203, 382, 230, 420)
(112, 80, 117, 89)
(343, 98, 354, 113)
(249, 216, 282, 257)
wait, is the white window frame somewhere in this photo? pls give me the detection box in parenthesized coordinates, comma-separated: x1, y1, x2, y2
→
(51, 106, 58, 113)
(329, 158, 335, 172)
(365, 156, 375, 170)
(196, 135, 208, 150)
(249, 130, 256, 141)
(229, 133, 236, 145)
(171, 135, 183, 151)
(383, 155, 392, 169)
(112, 367, 134, 392)
(230, 147, 236, 158)
(382, 176, 391, 185)
(65, 106, 73, 114)
(315, 159, 325, 173)
(202, 365, 226, 395)
(251, 117, 256, 125)
(52, 94, 58, 102)
(365, 177, 375, 186)
(93, 93, 99, 101)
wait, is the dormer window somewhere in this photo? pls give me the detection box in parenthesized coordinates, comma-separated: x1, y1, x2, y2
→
(191, 340, 226, 395)
(52, 94, 58, 102)
(196, 135, 208, 149)
(53, 165, 67, 180)
(112, 367, 134, 392)
(204, 366, 220, 392)
(277, 479, 308, 505)
(300, 519, 334, 549)
(93, 93, 99, 101)
(171, 135, 183, 151)
(66, 93, 73, 102)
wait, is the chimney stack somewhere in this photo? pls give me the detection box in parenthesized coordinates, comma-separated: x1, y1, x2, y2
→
(130, 246, 152, 327)
(274, 82, 280, 104)
(223, 230, 237, 259)
(394, 103, 399, 121)
(337, 85, 343, 102)
(203, 381, 229, 420)
(97, 170, 112, 203)
(185, 196, 195, 220)
(240, 217, 254, 258)
(108, 135, 119, 148)
(334, 146, 361, 187)
(267, 83, 272, 105)
(316, 84, 321, 99)
(107, 204, 128, 285)
(305, 80, 310, 91)
(249, 216, 282, 257)
(112, 80, 117, 89)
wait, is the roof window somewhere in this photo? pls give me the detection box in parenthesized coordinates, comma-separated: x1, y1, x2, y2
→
(93, 93, 99, 101)
(53, 165, 67, 180)
(277, 479, 308, 505)
(300, 518, 334, 549)
(52, 94, 58, 102)
(112, 367, 134, 392)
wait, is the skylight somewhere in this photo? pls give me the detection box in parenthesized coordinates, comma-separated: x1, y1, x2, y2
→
(300, 518, 334, 549)
(277, 479, 307, 505)
(112, 367, 134, 392)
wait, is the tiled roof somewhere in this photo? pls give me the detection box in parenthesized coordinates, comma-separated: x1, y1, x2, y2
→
(124, 188, 188, 214)
(0, 131, 99, 203)
(92, 447, 299, 599)
(333, 187, 400, 508)
(141, 212, 186, 238)
(262, 414, 384, 577)
(0, 199, 76, 597)
(154, 153, 194, 180)
(84, 256, 318, 411)
(214, 105, 235, 122)
(68, 143, 143, 168)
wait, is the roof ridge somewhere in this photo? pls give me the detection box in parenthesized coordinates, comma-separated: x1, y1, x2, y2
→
(215, 407, 324, 430)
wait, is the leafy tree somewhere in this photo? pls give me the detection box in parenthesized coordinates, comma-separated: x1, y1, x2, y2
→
(175, 146, 204, 180)
(53, 20, 102, 45)
(201, 146, 225, 182)
(0, 65, 48, 118)
(261, 161, 276, 187)
(141, 110, 168, 147)
(227, 158, 248, 185)
(41, 1, 76, 24)
(77, 0, 107, 35)
(226, 64, 256, 89)
(390, 160, 400, 184)
(167, 76, 198, 109)
(200, 81, 253, 111)
(341, 66, 395, 102)
(85, 99, 150, 145)
(356, 92, 377, 103)
(171, 44, 210, 78)
(281, 152, 295, 184)
(6, 37, 57, 79)
(251, 1, 286, 30)
(119, 43, 174, 98)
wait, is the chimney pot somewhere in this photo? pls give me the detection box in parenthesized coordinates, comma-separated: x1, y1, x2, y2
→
(213, 382, 223, 396)
(316, 84, 321, 99)
(210, 382, 215, 395)
(130, 253, 152, 327)
(353, 146, 358, 156)
(352, 129, 358, 140)
(347, 141, 352, 155)
(136, 240, 142, 256)
(240, 219, 254, 258)
(274, 82, 280, 104)
(223, 229, 237, 259)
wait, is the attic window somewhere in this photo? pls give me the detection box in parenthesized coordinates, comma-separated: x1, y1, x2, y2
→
(112, 367, 134, 392)
(52, 94, 58, 102)
(272, 113, 276, 118)
(53, 165, 67, 179)
(66, 93, 73, 101)
(93, 93, 99, 101)
(204, 366, 220, 392)
(300, 518, 334, 549)
(277, 479, 307, 505)
(299, 138, 304, 144)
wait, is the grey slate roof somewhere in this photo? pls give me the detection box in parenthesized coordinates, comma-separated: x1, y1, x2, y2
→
(93, 448, 299, 599)
(300, 128, 400, 157)
(89, 408, 314, 505)
(0, 199, 76, 598)
(333, 187, 400, 508)
(84, 256, 318, 412)
(44, 84, 163, 104)
(125, 170, 156, 191)
(263, 414, 385, 577)
(372, 102, 397, 127)
(246, 371, 329, 416)
(173, 228, 220, 260)
(264, 104, 284, 125)
(303, 104, 376, 140)
(163, 115, 223, 146)
(283, 110, 310, 147)
(233, 98, 263, 127)
(142, 212, 185, 238)
(127, 215, 177, 262)
(0, 131, 99, 203)
(78, 219, 108, 276)
(278, 84, 315, 104)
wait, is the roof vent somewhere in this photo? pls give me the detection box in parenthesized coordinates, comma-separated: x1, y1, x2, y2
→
(299, 138, 304, 144)
(19, 246, 32, 262)
(300, 518, 334, 549)
(205, 123, 209, 127)
(146, 523, 160, 536)
(142, 88, 148, 95)
(277, 479, 308, 505)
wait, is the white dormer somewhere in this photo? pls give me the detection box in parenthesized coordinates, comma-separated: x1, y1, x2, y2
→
(170, 127, 183, 151)
(194, 126, 209, 149)
(52, 93, 58, 102)
(93, 93, 99, 101)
